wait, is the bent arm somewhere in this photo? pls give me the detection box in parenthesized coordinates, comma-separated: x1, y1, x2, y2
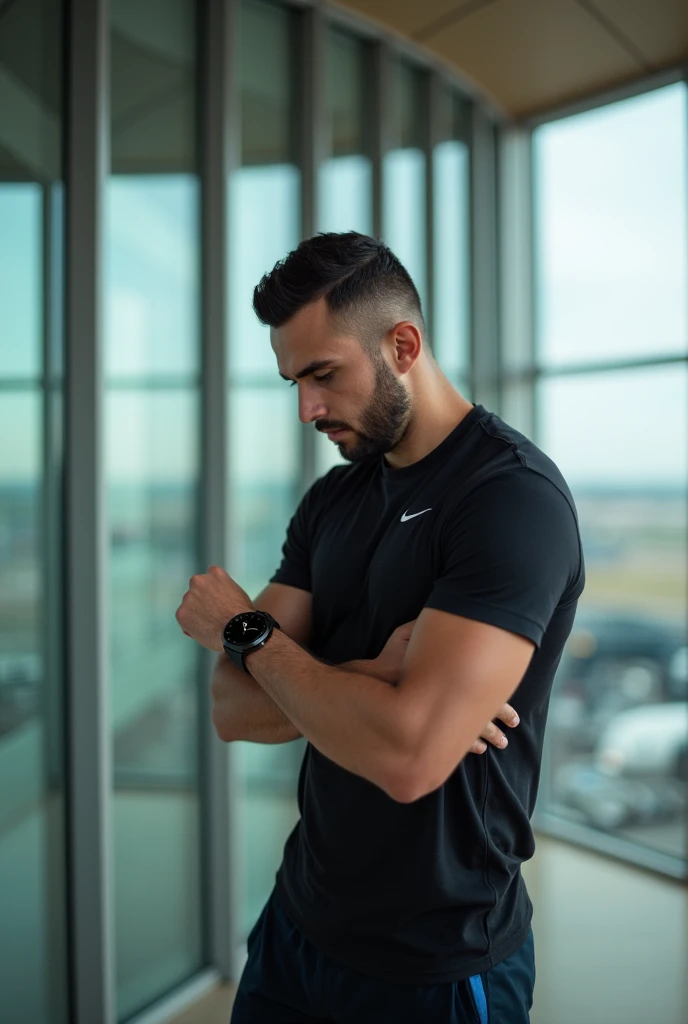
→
(211, 582, 309, 743)
(211, 581, 375, 743)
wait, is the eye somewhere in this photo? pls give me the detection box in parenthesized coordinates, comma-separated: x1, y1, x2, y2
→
(287, 370, 335, 387)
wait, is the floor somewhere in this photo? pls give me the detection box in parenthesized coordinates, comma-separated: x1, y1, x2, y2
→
(170, 833, 688, 1024)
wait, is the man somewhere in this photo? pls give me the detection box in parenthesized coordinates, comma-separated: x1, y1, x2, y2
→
(176, 232, 585, 1023)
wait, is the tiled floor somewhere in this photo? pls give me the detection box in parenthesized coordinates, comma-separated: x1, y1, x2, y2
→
(171, 833, 688, 1024)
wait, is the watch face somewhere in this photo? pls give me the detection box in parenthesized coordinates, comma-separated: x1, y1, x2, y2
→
(223, 612, 267, 647)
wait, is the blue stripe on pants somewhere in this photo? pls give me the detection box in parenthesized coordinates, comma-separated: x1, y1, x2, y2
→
(232, 890, 535, 1023)
(468, 974, 489, 1024)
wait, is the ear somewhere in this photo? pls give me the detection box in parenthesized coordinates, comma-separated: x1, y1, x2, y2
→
(389, 321, 423, 375)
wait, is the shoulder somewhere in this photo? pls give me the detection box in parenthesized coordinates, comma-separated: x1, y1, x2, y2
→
(439, 464, 584, 596)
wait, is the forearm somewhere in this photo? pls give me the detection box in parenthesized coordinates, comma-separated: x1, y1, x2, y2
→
(211, 656, 301, 743)
(245, 631, 413, 794)
(211, 652, 381, 744)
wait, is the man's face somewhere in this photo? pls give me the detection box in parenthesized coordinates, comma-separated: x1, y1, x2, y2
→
(271, 297, 412, 463)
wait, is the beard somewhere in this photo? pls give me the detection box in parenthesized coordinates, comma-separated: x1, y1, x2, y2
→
(326, 356, 412, 464)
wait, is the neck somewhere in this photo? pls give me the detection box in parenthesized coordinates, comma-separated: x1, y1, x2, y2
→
(384, 366, 475, 470)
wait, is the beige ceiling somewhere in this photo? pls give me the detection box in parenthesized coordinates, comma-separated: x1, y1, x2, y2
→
(339, 0, 688, 118)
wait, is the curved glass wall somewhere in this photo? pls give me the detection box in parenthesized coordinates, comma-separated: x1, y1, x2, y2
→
(532, 82, 688, 871)
(0, 0, 484, 1017)
(0, 0, 68, 1021)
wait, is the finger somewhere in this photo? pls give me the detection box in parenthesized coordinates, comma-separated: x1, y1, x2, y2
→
(479, 721, 508, 748)
(495, 703, 520, 728)
(469, 740, 488, 755)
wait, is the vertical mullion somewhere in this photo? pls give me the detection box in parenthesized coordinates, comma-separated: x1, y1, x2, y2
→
(469, 105, 500, 410)
(42, 177, 67, 1019)
(498, 127, 535, 434)
(299, 3, 325, 490)
(65, 0, 113, 1021)
(529, 127, 542, 444)
(201, 0, 237, 981)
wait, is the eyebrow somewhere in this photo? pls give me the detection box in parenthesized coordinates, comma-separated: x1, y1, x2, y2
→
(278, 359, 337, 382)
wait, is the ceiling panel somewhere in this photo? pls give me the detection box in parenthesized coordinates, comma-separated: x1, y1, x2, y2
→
(339, 0, 688, 117)
(592, 0, 688, 69)
(426, 0, 642, 115)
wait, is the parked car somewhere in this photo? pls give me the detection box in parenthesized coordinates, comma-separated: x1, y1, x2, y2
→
(553, 701, 688, 830)
(595, 702, 688, 782)
(550, 611, 687, 750)
(553, 760, 683, 831)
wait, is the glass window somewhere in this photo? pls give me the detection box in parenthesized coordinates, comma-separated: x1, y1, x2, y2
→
(108, 2, 204, 1017)
(537, 366, 687, 862)
(0, 0, 68, 1020)
(0, 186, 42, 377)
(105, 178, 200, 379)
(228, 390, 303, 936)
(230, 0, 301, 382)
(319, 28, 372, 234)
(383, 59, 427, 312)
(229, 390, 300, 599)
(230, 0, 305, 943)
(534, 83, 688, 369)
(433, 88, 470, 386)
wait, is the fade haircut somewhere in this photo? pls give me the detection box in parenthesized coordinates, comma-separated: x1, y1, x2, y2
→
(252, 232, 427, 358)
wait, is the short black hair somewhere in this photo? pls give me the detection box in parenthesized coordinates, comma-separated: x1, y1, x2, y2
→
(252, 232, 426, 354)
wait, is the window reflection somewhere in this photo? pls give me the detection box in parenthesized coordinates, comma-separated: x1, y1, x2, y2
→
(538, 368, 687, 860)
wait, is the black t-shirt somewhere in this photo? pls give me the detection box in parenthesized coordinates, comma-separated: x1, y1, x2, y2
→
(269, 402, 585, 984)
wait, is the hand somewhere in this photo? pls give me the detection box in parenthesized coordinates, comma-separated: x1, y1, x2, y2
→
(469, 703, 520, 755)
(175, 564, 253, 652)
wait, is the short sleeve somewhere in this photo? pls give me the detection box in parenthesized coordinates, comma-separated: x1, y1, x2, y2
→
(425, 470, 583, 648)
(269, 476, 327, 593)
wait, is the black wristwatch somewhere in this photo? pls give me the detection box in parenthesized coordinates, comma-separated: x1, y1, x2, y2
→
(222, 610, 281, 673)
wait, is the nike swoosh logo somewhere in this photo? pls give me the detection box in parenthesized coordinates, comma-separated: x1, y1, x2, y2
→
(400, 508, 432, 522)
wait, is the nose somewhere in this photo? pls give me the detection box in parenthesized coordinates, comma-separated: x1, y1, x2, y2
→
(297, 384, 328, 425)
